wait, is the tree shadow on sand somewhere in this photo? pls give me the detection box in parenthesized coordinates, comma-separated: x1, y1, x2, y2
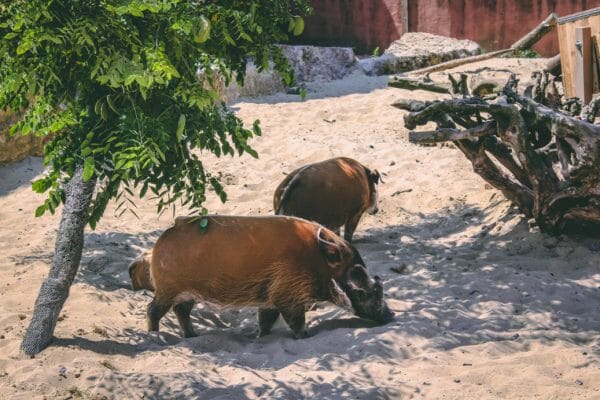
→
(355, 202, 600, 354)
(227, 72, 388, 109)
(48, 202, 600, 399)
(75, 230, 162, 291)
(68, 367, 398, 399)
(0, 156, 43, 196)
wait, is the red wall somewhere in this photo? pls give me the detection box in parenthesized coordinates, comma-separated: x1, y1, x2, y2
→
(409, 0, 599, 56)
(298, 0, 405, 52)
(301, 0, 600, 56)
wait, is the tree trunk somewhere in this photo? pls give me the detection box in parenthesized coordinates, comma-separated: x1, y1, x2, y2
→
(21, 163, 96, 355)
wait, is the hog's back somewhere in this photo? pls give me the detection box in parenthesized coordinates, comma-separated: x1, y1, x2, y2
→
(276, 158, 370, 227)
(151, 215, 329, 305)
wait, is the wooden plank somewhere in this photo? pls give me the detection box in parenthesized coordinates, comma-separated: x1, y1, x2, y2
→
(558, 7, 600, 24)
(593, 37, 600, 95)
(558, 23, 573, 97)
(574, 26, 593, 103)
(558, 13, 600, 98)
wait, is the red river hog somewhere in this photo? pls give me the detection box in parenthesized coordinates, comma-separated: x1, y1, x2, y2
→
(142, 215, 393, 339)
(273, 157, 381, 242)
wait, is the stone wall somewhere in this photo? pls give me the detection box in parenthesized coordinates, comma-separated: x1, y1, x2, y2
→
(0, 111, 47, 166)
(301, 0, 598, 55)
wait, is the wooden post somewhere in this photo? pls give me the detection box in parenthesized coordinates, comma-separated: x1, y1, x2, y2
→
(399, 0, 409, 35)
(574, 26, 593, 103)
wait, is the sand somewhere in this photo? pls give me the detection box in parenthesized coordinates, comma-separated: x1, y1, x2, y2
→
(0, 58, 599, 399)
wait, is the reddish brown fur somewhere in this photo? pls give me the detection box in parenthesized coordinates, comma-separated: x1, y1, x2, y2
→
(147, 215, 356, 338)
(273, 157, 380, 242)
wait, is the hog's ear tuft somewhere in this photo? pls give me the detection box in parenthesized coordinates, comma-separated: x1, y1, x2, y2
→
(329, 279, 352, 309)
(317, 227, 342, 268)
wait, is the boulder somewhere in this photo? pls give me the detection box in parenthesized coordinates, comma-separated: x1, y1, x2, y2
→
(221, 61, 286, 102)
(279, 45, 357, 82)
(222, 45, 358, 101)
(359, 32, 481, 76)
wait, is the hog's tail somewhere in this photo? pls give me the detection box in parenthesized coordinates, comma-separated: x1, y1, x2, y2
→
(275, 166, 307, 215)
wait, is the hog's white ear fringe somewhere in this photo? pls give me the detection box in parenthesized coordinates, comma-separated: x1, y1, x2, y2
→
(330, 279, 352, 310)
(317, 226, 338, 247)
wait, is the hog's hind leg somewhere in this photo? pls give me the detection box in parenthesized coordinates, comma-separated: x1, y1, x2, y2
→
(258, 308, 280, 337)
(147, 297, 172, 332)
(174, 300, 197, 338)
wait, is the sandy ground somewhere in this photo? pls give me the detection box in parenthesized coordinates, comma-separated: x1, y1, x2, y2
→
(0, 58, 599, 400)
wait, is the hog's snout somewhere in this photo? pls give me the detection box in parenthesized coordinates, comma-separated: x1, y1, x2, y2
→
(377, 303, 395, 324)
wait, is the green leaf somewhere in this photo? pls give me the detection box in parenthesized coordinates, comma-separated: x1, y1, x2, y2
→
(176, 113, 186, 141)
(106, 95, 118, 113)
(292, 16, 304, 36)
(35, 205, 46, 218)
(83, 157, 95, 181)
(32, 178, 51, 193)
(3, 0, 312, 229)
(193, 15, 211, 43)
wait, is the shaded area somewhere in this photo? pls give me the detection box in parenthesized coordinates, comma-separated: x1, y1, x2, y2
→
(37, 202, 600, 398)
(0, 156, 43, 197)
(356, 202, 600, 352)
(228, 71, 389, 107)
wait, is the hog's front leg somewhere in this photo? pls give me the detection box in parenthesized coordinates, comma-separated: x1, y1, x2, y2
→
(277, 303, 308, 339)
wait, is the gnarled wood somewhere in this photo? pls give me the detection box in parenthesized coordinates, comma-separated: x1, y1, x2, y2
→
(394, 72, 600, 235)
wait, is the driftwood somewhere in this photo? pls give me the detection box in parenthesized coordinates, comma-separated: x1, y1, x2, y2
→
(403, 13, 558, 76)
(394, 74, 600, 235)
(544, 54, 562, 76)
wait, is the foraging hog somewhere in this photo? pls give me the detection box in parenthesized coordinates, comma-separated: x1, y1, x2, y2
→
(273, 157, 381, 242)
(145, 215, 393, 338)
(128, 249, 154, 291)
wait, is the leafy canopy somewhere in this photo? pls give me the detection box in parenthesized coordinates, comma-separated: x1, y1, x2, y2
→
(0, 0, 310, 227)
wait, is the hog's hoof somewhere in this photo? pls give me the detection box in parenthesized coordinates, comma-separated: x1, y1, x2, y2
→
(293, 329, 310, 339)
(183, 331, 198, 338)
(258, 328, 272, 338)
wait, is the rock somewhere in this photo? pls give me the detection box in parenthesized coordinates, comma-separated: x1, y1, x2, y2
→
(542, 236, 560, 249)
(221, 61, 286, 101)
(357, 54, 398, 76)
(390, 263, 407, 274)
(220, 45, 357, 101)
(359, 32, 480, 76)
(279, 45, 357, 82)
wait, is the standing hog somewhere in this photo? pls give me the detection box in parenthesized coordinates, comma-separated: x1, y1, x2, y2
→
(144, 215, 393, 338)
(273, 157, 381, 242)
